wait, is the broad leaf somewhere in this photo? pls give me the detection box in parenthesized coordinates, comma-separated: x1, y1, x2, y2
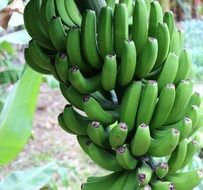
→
(0, 67, 42, 165)
(0, 162, 56, 190)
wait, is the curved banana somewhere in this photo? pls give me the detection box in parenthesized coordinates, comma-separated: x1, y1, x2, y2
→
(151, 181, 175, 190)
(136, 80, 158, 125)
(169, 27, 181, 57)
(157, 53, 179, 92)
(132, 0, 148, 55)
(150, 84, 175, 129)
(135, 37, 158, 78)
(101, 54, 117, 91)
(106, 0, 116, 10)
(120, 81, 142, 131)
(83, 96, 118, 125)
(69, 66, 101, 94)
(58, 113, 74, 134)
(155, 162, 169, 179)
(109, 122, 128, 148)
(137, 163, 152, 186)
(98, 6, 114, 59)
(123, 169, 139, 190)
(111, 171, 129, 190)
(131, 123, 151, 156)
(163, 11, 175, 37)
(81, 10, 102, 69)
(114, 3, 129, 58)
(138, 185, 152, 190)
(179, 29, 185, 50)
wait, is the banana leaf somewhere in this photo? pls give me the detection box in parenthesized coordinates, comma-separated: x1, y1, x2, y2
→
(0, 67, 42, 165)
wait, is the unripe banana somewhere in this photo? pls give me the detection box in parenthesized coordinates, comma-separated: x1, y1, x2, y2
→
(49, 16, 66, 51)
(136, 80, 158, 125)
(69, 66, 101, 94)
(109, 122, 128, 148)
(63, 105, 88, 135)
(188, 92, 202, 107)
(169, 27, 181, 57)
(132, 0, 148, 55)
(138, 185, 152, 190)
(137, 163, 152, 186)
(123, 170, 139, 190)
(131, 123, 151, 156)
(157, 53, 179, 92)
(155, 162, 169, 179)
(83, 96, 118, 125)
(135, 37, 158, 78)
(106, 0, 116, 10)
(111, 171, 129, 190)
(148, 1, 163, 37)
(179, 29, 185, 50)
(58, 113, 74, 134)
(120, 0, 134, 17)
(116, 145, 138, 170)
(167, 139, 188, 174)
(86, 172, 120, 183)
(163, 11, 175, 37)
(150, 181, 175, 190)
(120, 81, 142, 131)
(148, 128, 180, 157)
(150, 84, 175, 129)
(81, 10, 102, 69)
(118, 40, 137, 86)
(165, 169, 203, 190)
(98, 6, 114, 59)
(153, 23, 170, 70)
(101, 54, 117, 91)
(87, 121, 109, 148)
(114, 3, 129, 58)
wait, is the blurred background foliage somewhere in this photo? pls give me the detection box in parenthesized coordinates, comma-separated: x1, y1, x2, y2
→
(1, 0, 203, 189)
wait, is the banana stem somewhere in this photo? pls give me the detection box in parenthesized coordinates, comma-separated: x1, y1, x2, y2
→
(74, 0, 106, 16)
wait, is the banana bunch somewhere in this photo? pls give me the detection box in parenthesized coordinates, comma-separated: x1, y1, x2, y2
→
(24, 0, 203, 189)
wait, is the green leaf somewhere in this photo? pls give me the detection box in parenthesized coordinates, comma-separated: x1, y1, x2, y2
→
(0, 67, 42, 165)
(0, 163, 56, 190)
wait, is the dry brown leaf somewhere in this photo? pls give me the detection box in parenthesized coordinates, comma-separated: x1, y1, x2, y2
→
(0, 0, 24, 29)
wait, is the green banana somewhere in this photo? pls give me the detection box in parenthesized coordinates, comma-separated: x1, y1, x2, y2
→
(111, 171, 129, 190)
(116, 145, 138, 170)
(155, 162, 169, 179)
(135, 37, 158, 78)
(58, 113, 75, 134)
(148, 128, 180, 157)
(123, 169, 139, 190)
(98, 6, 114, 59)
(153, 22, 170, 70)
(118, 40, 137, 86)
(101, 54, 117, 91)
(181, 139, 199, 168)
(83, 96, 118, 125)
(165, 169, 203, 190)
(86, 172, 120, 183)
(169, 27, 181, 57)
(77, 135, 92, 155)
(165, 80, 192, 125)
(109, 122, 128, 148)
(167, 139, 188, 174)
(148, 1, 163, 37)
(132, 0, 148, 55)
(144, 0, 151, 13)
(87, 121, 109, 148)
(63, 105, 89, 135)
(131, 123, 151, 156)
(157, 53, 179, 91)
(81, 10, 102, 69)
(64, 0, 82, 26)
(114, 3, 129, 58)
(120, 81, 142, 131)
(174, 49, 192, 85)
(136, 80, 158, 125)
(163, 11, 175, 37)
(66, 28, 93, 74)
(188, 92, 202, 107)
(106, 0, 116, 10)
(137, 163, 152, 186)
(179, 29, 185, 50)
(137, 185, 152, 190)
(150, 84, 176, 129)
(49, 16, 66, 51)
(55, 0, 75, 26)
(69, 66, 101, 94)
(151, 181, 175, 190)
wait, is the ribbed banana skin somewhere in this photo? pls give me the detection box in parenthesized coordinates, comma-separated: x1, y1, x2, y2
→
(49, 16, 66, 51)
(101, 55, 117, 91)
(165, 169, 203, 190)
(137, 163, 152, 186)
(81, 10, 102, 69)
(151, 181, 175, 190)
(136, 80, 158, 125)
(155, 162, 169, 179)
(131, 123, 150, 156)
(114, 3, 129, 58)
(123, 170, 139, 190)
(163, 11, 175, 37)
(174, 49, 192, 85)
(135, 37, 158, 78)
(120, 81, 142, 131)
(98, 6, 114, 59)
(167, 139, 188, 174)
(120, 0, 134, 17)
(148, 1, 163, 37)
(157, 53, 179, 92)
(150, 84, 176, 129)
(132, 0, 148, 55)
(153, 23, 170, 70)
(116, 145, 138, 170)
